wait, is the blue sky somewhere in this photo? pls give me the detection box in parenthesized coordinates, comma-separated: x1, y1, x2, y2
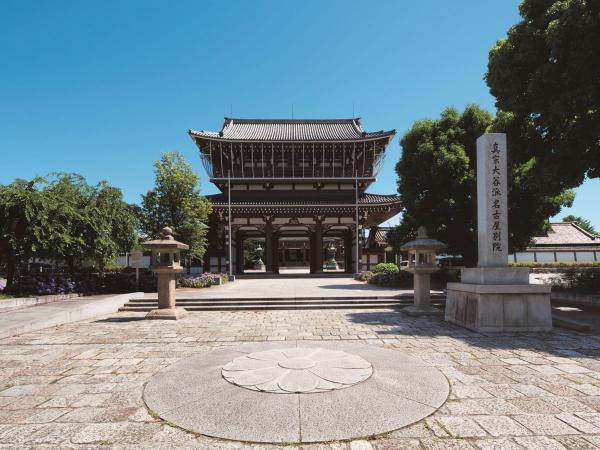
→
(1, 0, 598, 229)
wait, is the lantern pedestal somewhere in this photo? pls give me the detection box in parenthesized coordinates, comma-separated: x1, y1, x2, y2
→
(142, 226, 190, 321)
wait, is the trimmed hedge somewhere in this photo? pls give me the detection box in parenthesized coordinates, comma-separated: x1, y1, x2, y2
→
(510, 261, 600, 268)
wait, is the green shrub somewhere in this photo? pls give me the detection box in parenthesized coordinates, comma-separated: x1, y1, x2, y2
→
(368, 270, 412, 288)
(552, 268, 600, 294)
(372, 263, 399, 274)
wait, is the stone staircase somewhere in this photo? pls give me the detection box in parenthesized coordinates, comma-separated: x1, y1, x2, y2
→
(119, 294, 446, 312)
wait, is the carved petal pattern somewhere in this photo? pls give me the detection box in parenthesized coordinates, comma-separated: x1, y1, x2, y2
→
(222, 347, 373, 394)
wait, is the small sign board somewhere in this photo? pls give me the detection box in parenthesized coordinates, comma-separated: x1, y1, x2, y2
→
(131, 251, 143, 269)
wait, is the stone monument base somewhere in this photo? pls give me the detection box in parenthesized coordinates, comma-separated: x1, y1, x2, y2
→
(145, 307, 188, 320)
(445, 282, 552, 332)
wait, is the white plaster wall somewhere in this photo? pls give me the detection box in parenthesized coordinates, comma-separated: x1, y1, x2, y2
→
(577, 252, 596, 262)
(515, 252, 535, 263)
(536, 252, 555, 263)
(556, 251, 576, 262)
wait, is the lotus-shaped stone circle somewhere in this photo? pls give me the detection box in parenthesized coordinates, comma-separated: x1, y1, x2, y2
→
(222, 347, 373, 394)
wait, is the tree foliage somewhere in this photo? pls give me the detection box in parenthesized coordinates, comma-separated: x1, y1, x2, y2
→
(486, 0, 600, 184)
(0, 174, 138, 288)
(394, 105, 574, 265)
(140, 152, 211, 262)
(563, 215, 597, 235)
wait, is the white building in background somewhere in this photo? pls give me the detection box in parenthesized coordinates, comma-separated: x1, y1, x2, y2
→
(510, 222, 599, 263)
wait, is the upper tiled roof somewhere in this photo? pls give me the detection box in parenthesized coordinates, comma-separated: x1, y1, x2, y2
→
(189, 118, 395, 142)
(533, 222, 598, 246)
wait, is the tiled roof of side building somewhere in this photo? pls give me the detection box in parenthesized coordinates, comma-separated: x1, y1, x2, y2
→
(533, 222, 598, 246)
(189, 118, 395, 142)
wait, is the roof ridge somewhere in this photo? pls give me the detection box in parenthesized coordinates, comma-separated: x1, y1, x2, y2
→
(222, 117, 361, 124)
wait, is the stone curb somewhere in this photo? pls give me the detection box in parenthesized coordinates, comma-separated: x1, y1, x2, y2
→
(0, 292, 143, 339)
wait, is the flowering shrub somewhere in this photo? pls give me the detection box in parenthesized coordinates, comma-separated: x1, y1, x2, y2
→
(354, 271, 374, 282)
(177, 273, 229, 289)
(7, 269, 157, 296)
(178, 274, 214, 288)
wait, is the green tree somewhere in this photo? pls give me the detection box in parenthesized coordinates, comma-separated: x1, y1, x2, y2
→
(0, 178, 48, 289)
(486, 0, 600, 186)
(140, 152, 212, 266)
(395, 105, 574, 265)
(563, 215, 597, 235)
(0, 174, 139, 288)
(85, 183, 138, 275)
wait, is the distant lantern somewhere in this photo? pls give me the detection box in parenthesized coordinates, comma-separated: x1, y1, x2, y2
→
(142, 227, 189, 320)
(400, 226, 446, 315)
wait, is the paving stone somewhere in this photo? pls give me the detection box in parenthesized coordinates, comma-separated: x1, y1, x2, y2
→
(473, 438, 523, 450)
(474, 415, 531, 437)
(554, 435, 598, 449)
(434, 416, 487, 438)
(556, 412, 600, 433)
(513, 414, 580, 435)
(513, 436, 568, 450)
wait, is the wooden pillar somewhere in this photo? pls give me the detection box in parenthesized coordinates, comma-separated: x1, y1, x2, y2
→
(265, 218, 273, 273)
(235, 231, 244, 274)
(344, 232, 353, 273)
(309, 232, 316, 273)
(273, 234, 280, 274)
(315, 220, 323, 273)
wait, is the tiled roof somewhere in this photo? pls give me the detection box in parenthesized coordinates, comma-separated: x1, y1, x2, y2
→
(209, 192, 400, 207)
(533, 222, 598, 246)
(373, 227, 391, 244)
(189, 118, 395, 142)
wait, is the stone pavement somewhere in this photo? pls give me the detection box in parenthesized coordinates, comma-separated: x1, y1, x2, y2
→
(1, 307, 600, 449)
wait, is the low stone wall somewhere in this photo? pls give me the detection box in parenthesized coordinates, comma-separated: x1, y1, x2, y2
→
(0, 293, 84, 311)
(551, 291, 600, 306)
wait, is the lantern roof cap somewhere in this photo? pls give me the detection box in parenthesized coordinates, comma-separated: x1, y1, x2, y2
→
(142, 226, 190, 250)
(400, 226, 446, 251)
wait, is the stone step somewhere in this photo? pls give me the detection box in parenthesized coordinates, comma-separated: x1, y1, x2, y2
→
(118, 302, 413, 312)
(127, 294, 445, 303)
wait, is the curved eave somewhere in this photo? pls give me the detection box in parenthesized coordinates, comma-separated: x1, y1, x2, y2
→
(188, 129, 396, 144)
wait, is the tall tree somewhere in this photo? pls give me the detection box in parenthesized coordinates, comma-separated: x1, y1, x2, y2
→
(140, 152, 211, 264)
(394, 105, 574, 265)
(562, 215, 597, 235)
(486, 0, 600, 186)
(85, 182, 139, 275)
(0, 178, 48, 289)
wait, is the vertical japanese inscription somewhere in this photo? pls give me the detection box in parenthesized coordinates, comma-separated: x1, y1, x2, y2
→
(476, 133, 508, 267)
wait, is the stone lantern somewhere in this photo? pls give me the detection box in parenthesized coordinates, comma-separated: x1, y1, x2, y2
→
(325, 242, 339, 270)
(142, 226, 189, 320)
(254, 243, 266, 272)
(400, 226, 446, 315)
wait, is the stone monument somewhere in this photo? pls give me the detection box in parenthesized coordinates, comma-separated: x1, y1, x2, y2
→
(400, 227, 446, 315)
(445, 134, 552, 331)
(142, 226, 189, 320)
